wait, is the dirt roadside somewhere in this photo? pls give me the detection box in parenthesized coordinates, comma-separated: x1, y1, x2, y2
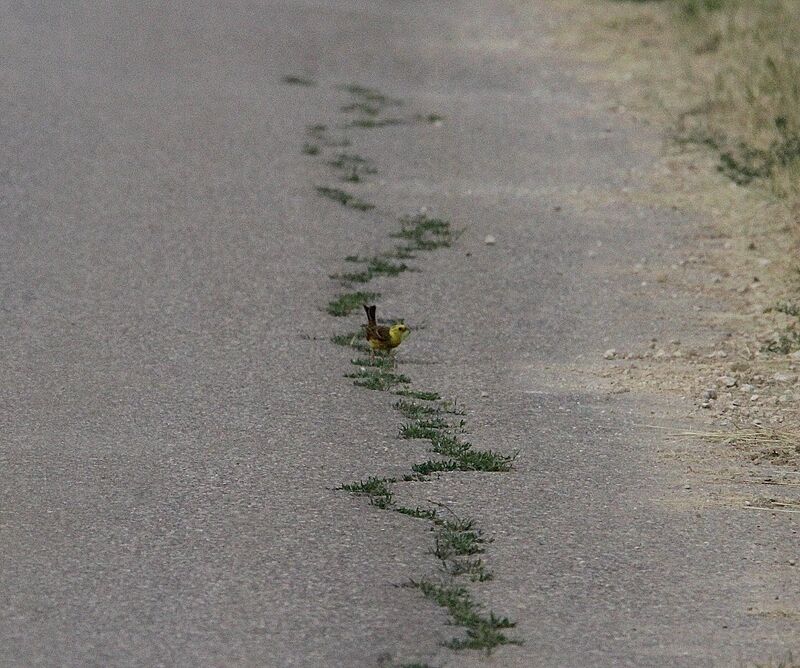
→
(542, 0, 800, 506)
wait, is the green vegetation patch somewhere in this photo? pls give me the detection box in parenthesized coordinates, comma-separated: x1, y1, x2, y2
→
(339, 476, 395, 509)
(406, 580, 518, 652)
(393, 399, 440, 419)
(395, 388, 442, 401)
(391, 213, 454, 251)
(326, 291, 380, 317)
(335, 256, 411, 284)
(345, 117, 405, 129)
(315, 186, 375, 211)
(282, 75, 316, 86)
(346, 368, 411, 391)
(340, 83, 403, 107)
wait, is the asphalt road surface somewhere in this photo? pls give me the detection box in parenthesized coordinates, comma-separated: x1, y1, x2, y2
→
(2, 1, 798, 666)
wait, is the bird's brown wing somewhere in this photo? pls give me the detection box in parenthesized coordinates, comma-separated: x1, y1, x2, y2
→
(365, 323, 393, 344)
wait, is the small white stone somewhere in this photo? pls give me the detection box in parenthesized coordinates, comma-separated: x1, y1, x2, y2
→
(719, 376, 738, 388)
(773, 372, 797, 384)
(484, 234, 496, 245)
(603, 349, 617, 360)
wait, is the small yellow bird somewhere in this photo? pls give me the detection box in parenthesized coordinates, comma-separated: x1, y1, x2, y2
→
(363, 304, 410, 360)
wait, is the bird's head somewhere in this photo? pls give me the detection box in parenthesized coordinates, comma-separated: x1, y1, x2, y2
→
(390, 322, 410, 342)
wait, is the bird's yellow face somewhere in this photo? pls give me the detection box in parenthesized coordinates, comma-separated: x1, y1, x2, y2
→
(388, 323, 410, 346)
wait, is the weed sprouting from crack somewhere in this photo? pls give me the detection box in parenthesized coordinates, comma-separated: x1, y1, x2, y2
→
(328, 153, 378, 183)
(345, 117, 405, 129)
(350, 355, 396, 370)
(282, 75, 316, 86)
(316, 186, 375, 211)
(393, 399, 440, 419)
(391, 214, 455, 251)
(302, 143, 320, 155)
(341, 101, 381, 116)
(330, 331, 370, 352)
(405, 580, 519, 652)
(340, 83, 403, 107)
(333, 256, 411, 284)
(394, 506, 439, 521)
(395, 388, 442, 401)
(445, 558, 494, 582)
(433, 518, 489, 560)
(306, 124, 351, 147)
(326, 291, 380, 317)
(339, 477, 396, 509)
(399, 419, 452, 440)
(415, 113, 445, 123)
(346, 369, 411, 391)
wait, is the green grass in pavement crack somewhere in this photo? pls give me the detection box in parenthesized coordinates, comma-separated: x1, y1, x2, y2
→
(445, 558, 494, 583)
(315, 186, 374, 211)
(391, 214, 454, 251)
(339, 477, 395, 509)
(433, 518, 489, 560)
(394, 506, 439, 522)
(405, 580, 519, 652)
(345, 117, 405, 129)
(399, 419, 451, 440)
(306, 124, 351, 147)
(340, 101, 381, 116)
(346, 369, 410, 391)
(302, 143, 320, 155)
(350, 355, 395, 370)
(330, 331, 370, 352)
(282, 75, 316, 86)
(415, 113, 444, 123)
(333, 256, 411, 284)
(328, 153, 378, 183)
(326, 291, 380, 317)
(394, 388, 442, 401)
(339, 83, 403, 107)
(411, 460, 461, 476)
(393, 399, 439, 419)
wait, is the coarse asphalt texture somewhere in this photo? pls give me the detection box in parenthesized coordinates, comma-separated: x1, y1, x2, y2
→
(2, 1, 798, 667)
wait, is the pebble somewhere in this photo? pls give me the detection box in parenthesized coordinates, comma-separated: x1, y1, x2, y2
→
(703, 388, 718, 400)
(773, 372, 797, 383)
(484, 234, 496, 245)
(740, 384, 755, 393)
(719, 376, 738, 388)
(603, 349, 617, 360)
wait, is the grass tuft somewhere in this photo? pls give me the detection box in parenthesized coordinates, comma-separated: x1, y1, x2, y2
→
(339, 477, 395, 509)
(399, 419, 451, 440)
(345, 117, 405, 129)
(395, 389, 442, 401)
(346, 369, 410, 391)
(350, 355, 395, 369)
(340, 83, 403, 107)
(326, 291, 380, 317)
(406, 580, 518, 652)
(393, 399, 440, 419)
(394, 506, 439, 521)
(391, 214, 454, 251)
(282, 75, 316, 86)
(334, 256, 411, 284)
(315, 186, 375, 211)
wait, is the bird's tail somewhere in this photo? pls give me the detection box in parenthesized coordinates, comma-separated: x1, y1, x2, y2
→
(363, 303, 377, 326)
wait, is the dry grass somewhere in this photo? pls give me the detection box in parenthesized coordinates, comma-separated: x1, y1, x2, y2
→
(675, 425, 800, 467)
(552, 0, 800, 211)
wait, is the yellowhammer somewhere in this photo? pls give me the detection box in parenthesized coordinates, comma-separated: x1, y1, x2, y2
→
(363, 304, 410, 360)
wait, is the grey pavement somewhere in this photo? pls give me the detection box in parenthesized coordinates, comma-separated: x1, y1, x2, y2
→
(1, 1, 798, 667)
